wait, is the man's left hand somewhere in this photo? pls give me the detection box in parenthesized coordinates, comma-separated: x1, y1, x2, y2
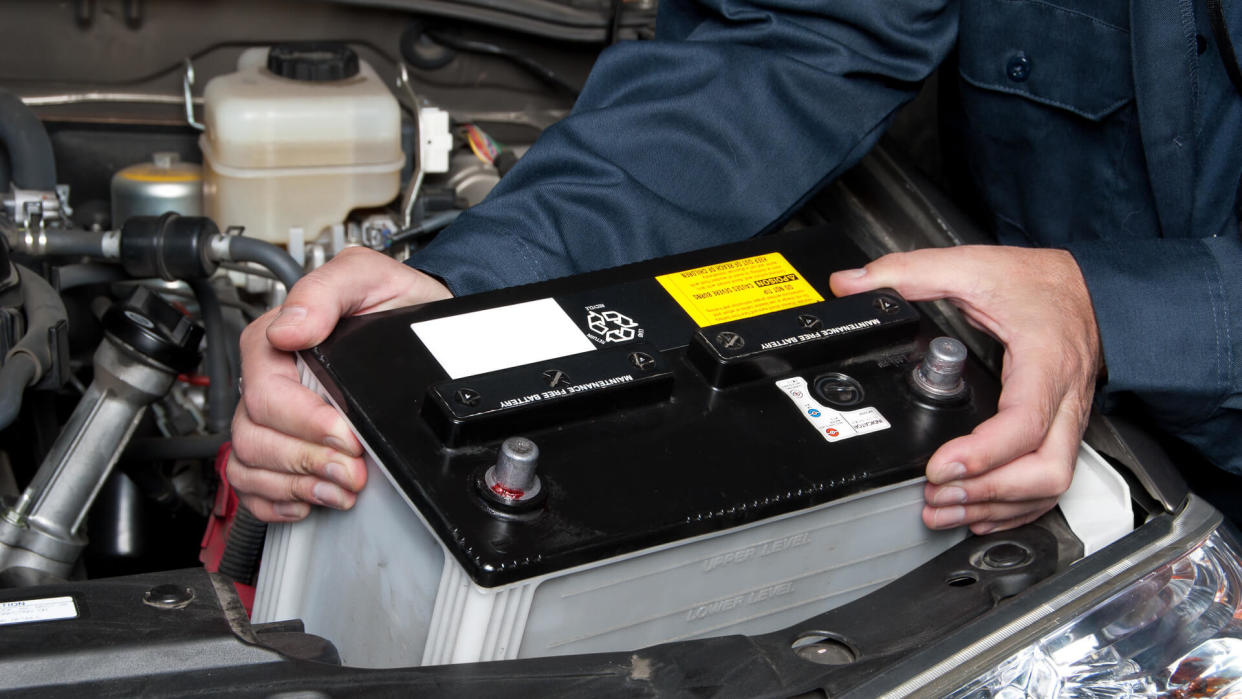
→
(829, 245, 1102, 535)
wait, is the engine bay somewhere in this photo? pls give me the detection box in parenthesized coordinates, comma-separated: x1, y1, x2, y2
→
(0, 0, 633, 585)
(0, 1, 1153, 693)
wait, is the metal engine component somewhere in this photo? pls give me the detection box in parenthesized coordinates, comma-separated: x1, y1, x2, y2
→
(0, 287, 202, 582)
(5, 226, 117, 259)
(119, 213, 218, 281)
(1, 185, 72, 231)
(911, 336, 969, 400)
(445, 151, 500, 208)
(111, 152, 203, 225)
(482, 436, 543, 505)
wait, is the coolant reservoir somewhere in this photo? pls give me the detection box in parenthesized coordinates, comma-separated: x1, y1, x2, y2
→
(200, 43, 403, 244)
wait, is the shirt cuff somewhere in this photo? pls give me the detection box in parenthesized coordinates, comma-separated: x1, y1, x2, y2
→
(1065, 237, 1234, 429)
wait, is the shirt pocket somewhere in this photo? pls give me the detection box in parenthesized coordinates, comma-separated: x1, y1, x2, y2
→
(953, 0, 1158, 245)
(959, 0, 1133, 121)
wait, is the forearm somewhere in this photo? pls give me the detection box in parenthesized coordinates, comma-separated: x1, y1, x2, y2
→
(409, 0, 957, 295)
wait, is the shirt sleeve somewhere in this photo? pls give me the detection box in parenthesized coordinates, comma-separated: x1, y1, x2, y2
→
(1067, 234, 1242, 474)
(407, 0, 958, 295)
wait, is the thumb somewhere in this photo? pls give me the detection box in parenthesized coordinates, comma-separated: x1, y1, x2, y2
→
(829, 248, 980, 302)
(265, 279, 346, 352)
(264, 248, 393, 351)
(266, 247, 453, 351)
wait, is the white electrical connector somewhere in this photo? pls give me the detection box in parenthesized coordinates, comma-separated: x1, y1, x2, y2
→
(419, 107, 452, 175)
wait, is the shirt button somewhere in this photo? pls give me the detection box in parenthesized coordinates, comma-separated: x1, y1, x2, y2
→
(1006, 53, 1031, 82)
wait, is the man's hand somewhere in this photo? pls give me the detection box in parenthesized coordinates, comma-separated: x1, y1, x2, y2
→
(829, 246, 1101, 535)
(227, 247, 453, 522)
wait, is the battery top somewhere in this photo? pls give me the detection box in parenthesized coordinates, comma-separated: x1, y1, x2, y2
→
(302, 228, 998, 587)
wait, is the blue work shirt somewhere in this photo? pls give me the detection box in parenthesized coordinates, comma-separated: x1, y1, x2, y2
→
(410, 0, 1242, 475)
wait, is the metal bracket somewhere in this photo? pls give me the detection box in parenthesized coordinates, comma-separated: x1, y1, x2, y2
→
(183, 59, 205, 132)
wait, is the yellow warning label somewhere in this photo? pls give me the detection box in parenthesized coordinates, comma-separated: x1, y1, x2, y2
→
(656, 252, 824, 327)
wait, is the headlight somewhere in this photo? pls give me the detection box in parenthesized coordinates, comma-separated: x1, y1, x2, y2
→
(947, 528, 1242, 698)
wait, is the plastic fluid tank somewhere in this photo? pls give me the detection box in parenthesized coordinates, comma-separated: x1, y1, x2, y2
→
(200, 44, 403, 244)
(111, 152, 202, 226)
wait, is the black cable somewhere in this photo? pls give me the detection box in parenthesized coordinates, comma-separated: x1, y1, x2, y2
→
(217, 505, 267, 586)
(431, 31, 581, 96)
(404, 22, 581, 97)
(121, 434, 229, 462)
(188, 278, 235, 435)
(607, 0, 625, 46)
(389, 209, 464, 246)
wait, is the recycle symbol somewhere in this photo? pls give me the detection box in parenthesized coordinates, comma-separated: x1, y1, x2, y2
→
(587, 309, 638, 343)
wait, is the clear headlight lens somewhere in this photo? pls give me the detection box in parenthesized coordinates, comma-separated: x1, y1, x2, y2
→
(948, 528, 1242, 698)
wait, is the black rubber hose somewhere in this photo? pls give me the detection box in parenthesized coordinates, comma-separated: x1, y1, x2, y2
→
(56, 263, 127, 290)
(217, 505, 267, 586)
(227, 236, 304, 289)
(35, 230, 108, 258)
(215, 283, 245, 386)
(0, 147, 11, 193)
(0, 88, 57, 190)
(399, 20, 457, 70)
(120, 433, 229, 462)
(0, 353, 37, 431)
(405, 23, 580, 97)
(494, 149, 521, 178)
(388, 209, 463, 246)
(188, 278, 235, 434)
(431, 31, 580, 96)
(0, 265, 68, 431)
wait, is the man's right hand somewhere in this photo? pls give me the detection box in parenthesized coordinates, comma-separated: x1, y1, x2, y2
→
(227, 247, 453, 522)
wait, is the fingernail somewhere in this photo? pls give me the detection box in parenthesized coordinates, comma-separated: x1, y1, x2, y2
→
(932, 486, 967, 506)
(932, 462, 967, 483)
(932, 506, 965, 528)
(838, 268, 866, 279)
(973, 523, 996, 535)
(273, 502, 307, 519)
(271, 305, 307, 328)
(324, 435, 350, 453)
(325, 462, 353, 490)
(313, 481, 349, 509)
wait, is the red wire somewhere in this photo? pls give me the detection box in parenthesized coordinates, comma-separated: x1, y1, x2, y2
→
(178, 373, 211, 387)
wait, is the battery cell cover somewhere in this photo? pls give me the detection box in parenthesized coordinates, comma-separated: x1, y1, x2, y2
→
(253, 228, 1001, 667)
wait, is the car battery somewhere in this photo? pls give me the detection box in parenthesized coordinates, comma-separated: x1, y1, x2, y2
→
(252, 227, 1002, 669)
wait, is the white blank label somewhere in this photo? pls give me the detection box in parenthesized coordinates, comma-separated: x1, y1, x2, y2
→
(412, 298, 596, 379)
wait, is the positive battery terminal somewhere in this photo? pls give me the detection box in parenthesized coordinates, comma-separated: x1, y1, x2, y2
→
(482, 437, 543, 507)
